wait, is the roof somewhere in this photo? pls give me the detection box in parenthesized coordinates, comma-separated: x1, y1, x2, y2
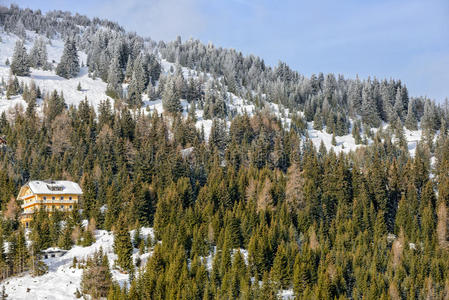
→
(26, 180, 83, 195)
(42, 247, 68, 253)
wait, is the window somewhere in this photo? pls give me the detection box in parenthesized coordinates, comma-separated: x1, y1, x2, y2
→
(43, 196, 47, 201)
(69, 205, 72, 209)
(52, 197, 55, 201)
(60, 196, 64, 201)
(60, 205, 64, 209)
(69, 196, 72, 201)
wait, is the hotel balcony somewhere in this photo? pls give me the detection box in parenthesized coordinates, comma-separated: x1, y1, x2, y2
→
(21, 199, 77, 208)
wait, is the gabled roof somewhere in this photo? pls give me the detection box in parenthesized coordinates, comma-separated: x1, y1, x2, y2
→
(26, 180, 83, 195)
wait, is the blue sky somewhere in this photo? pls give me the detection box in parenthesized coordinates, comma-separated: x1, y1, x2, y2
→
(4, 0, 449, 102)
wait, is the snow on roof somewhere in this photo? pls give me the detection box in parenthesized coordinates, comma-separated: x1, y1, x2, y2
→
(27, 180, 83, 195)
(42, 247, 67, 253)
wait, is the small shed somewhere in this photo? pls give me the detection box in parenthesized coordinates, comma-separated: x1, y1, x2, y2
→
(42, 247, 67, 259)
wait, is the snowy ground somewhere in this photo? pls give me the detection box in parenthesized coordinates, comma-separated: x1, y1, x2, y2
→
(0, 31, 112, 117)
(2, 228, 154, 300)
(0, 30, 426, 156)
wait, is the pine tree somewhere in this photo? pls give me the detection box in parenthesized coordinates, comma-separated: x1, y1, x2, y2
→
(405, 98, 418, 130)
(361, 83, 380, 127)
(127, 73, 142, 107)
(9, 229, 29, 274)
(29, 37, 48, 69)
(6, 76, 18, 99)
(0, 234, 7, 281)
(80, 228, 95, 247)
(124, 55, 133, 81)
(132, 54, 148, 93)
(10, 40, 30, 76)
(162, 77, 182, 115)
(56, 38, 80, 79)
(293, 252, 311, 297)
(81, 248, 112, 299)
(421, 99, 439, 133)
(106, 52, 123, 99)
(313, 109, 323, 130)
(352, 120, 362, 144)
(30, 209, 51, 252)
(113, 214, 133, 274)
(271, 243, 290, 289)
(104, 184, 120, 231)
(187, 101, 197, 122)
(58, 222, 74, 250)
(285, 164, 304, 212)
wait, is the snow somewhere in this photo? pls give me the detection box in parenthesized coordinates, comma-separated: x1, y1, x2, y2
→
(0, 31, 111, 116)
(180, 146, 194, 158)
(307, 121, 361, 154)
(3, 228, 153, 300)
(279, 289, 294, 299)
(0, 21, 436, 300)
(26, 180, 82, 195)
(0, 30, 427, 157)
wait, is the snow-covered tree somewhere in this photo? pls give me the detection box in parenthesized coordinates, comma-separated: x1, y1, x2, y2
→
(106, 51, 123, 99)
(132, 54, 148, 93)
(361, 83, 380, 127)
(56, 38, 80, 79)
(162, 77, 182, 114)
(421, 99, 440, 132)
(126, 74, 142, 107)
(29, 37, 48, 70)
(405, 98, 418, 130)
(10, 40, 30, 76)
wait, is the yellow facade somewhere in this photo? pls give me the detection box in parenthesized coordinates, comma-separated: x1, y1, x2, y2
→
(18, 182, 82, 228)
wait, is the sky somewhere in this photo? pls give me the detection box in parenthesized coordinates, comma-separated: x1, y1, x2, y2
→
(3, 0, 449, 102)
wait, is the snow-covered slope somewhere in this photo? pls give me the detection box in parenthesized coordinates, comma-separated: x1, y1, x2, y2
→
(0, 30, 426, 157)
(0, 31, 111, 115)
(2, 228, 154, 300)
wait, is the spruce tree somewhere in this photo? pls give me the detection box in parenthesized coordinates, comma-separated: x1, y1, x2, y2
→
(113, 214, 133, 274)
(405, 98, 418, 130)
(361, 83, 380, 127)
(29, 37, 48, 69)
(10, 229, 29, 274)
(127, 74, 142, 107)
(313, 109, 323, 130)
(106, 53, 123, 99)
(56, 38, 80, 79)
(271, 243, 290, 289)
(132, 54, 148, 93)
(81, 248, 112, 299)
(162, 77, 182, 115)
(10, 40, 30, 76)
(58, 223, 74, 250)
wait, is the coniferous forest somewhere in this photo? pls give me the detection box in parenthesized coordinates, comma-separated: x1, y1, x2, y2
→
(0, 4, 449, 300)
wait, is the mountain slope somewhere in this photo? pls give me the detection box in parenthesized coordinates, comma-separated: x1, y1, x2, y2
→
(0, 29, 428, 157)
